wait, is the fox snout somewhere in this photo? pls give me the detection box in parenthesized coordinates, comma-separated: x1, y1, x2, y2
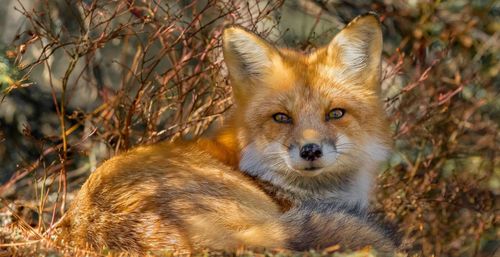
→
(299, 143, 323, 162)
(298, 129, 324, 162)
(288, 136, 339, 175)
(291, 128, 337, 172)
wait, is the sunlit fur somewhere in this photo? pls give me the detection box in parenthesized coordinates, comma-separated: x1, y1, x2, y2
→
(219, 13, 391, 208)
(59, 141, 288, 254)
(58, 13, 396, 254)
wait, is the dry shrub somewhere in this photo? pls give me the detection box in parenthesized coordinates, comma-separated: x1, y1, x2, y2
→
(374, 1, 499, 256)
(0, 0, 498, 256)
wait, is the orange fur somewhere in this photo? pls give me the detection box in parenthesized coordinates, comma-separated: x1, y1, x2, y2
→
(59, 13, 396, 254)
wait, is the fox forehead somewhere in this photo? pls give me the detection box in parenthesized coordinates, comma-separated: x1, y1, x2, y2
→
(253, 51, 377, 109)
(264, 48, 370, 89)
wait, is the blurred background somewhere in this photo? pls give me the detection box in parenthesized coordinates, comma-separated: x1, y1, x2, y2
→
(0, 0, 498, 256)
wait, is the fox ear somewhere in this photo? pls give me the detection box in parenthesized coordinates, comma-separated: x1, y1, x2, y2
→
(327, 13, 383, 85)
(222, 26, 280, 84)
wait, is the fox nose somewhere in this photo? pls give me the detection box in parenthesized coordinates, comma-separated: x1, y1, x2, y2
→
(299, 143, 323, 161)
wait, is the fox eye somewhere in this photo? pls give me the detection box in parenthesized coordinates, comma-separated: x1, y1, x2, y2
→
(326, 108, 345, 121)
(272, 113, 292, 124)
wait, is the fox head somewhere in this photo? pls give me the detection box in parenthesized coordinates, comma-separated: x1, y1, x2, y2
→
(222, 13, 391, 204)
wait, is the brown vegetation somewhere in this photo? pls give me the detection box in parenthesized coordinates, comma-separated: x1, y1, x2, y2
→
(0, 0, 498, 256)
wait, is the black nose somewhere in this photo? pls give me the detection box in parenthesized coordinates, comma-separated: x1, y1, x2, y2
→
(299, 143, 323, 161)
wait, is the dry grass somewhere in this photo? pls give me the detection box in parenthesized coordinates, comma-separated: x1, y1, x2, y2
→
(0, 0, 498, 256)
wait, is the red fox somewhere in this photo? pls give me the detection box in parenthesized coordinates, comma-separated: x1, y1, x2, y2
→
(58, 13, 395, 254)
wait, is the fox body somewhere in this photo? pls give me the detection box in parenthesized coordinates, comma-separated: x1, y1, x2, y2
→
(59, 141, 394, 254)
(59, 13, 394, 254)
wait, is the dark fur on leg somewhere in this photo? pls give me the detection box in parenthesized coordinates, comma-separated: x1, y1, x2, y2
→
(282, 201, 399, 254)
